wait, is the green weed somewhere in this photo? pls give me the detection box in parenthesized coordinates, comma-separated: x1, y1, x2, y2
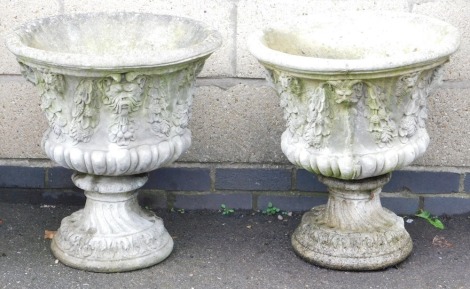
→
(170, 208, 185, 214)
(415, 209, 444, 229)
(220, 204, 235, 216)
(263, 202, 281, 216)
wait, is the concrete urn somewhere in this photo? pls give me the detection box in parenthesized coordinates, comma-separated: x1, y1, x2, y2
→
(6, 12, 221, 272)
(248, 12, 459, 270)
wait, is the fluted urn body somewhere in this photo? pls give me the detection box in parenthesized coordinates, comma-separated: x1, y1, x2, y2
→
(6, 12, 221, 272)
(249, 12, 459, 270)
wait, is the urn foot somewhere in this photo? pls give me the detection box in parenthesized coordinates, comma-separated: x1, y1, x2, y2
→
(291, 173, 412, 270)
(51, 173, 173, 272)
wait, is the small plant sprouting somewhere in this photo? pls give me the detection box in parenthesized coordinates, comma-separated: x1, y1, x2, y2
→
(263, 202, 281, 216)
(220, 204, 235, 216)
(171, 208, 185, 214)
(415, 209, 445, 230)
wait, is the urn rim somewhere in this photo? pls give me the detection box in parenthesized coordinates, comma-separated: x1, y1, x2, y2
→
(248, 12, 460, 74)
(5, 12, 223, 70)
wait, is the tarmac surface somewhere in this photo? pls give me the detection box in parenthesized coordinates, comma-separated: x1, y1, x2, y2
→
(1, 202, 469, 289)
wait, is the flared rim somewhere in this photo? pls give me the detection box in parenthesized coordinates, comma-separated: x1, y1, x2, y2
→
(248, 12, 460, 74)
(5, 12, 223, 70)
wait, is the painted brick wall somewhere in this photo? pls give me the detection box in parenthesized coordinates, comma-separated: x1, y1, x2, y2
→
(0, 165, 469, 215)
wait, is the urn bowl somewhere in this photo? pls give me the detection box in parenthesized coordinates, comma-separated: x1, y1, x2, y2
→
(248, 12, 459, 179)
(6, 12, 221, 272)
(6, 12, 222, 176)
(249, 12, 459, 270)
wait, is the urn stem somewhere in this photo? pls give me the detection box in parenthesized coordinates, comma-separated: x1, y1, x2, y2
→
(292, 173, 412, 270)
(51, 173, 173, 272)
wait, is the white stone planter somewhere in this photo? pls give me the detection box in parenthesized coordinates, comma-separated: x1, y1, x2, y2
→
(249, 12, 459, 270)
(6, 12, 221, 272)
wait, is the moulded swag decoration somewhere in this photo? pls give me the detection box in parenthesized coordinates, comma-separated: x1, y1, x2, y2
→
(7, 12, 222, 272)
(398, 68, 442, 143)
(70, 79, 100, 144)
(102, 73, 146, 146)
(148, 62, 203, 139)
(363, 82, 397, 146)
(19, 62, 206, 148)
(304, 85, 330, 149)
(271, 70, 331, 148)
(269, 67, 441, 151)
(248, 11, 459, 270)
(326, 80, 363, 105)
(20, 63, 68, 142)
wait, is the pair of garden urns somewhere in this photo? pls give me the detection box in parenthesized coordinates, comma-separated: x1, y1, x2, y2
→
(5, 11, 459, 272)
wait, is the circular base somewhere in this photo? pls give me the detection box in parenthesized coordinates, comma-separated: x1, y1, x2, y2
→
(292, 206, 412, 270)
(51, 209, 173, 273)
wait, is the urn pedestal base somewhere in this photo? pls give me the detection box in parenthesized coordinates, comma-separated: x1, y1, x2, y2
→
(51, 173, 173, 272)
(291, 173, 412, 271)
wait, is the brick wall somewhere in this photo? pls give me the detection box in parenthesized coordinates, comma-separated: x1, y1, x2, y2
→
(0, 165, 469, 215)
(0, 0, 469, 214)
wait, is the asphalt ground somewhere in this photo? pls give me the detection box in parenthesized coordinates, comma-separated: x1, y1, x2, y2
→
(1, 202, 469, 289)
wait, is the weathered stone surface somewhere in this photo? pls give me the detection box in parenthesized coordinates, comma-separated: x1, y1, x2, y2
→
(249, 11, 458, 270)
(62, 0, 235, 77)
(51, 173, 174, 272)
(237, 0, 409, 78)
(249, 12, 459, 179)
(6, 12, 221, 272)
(6, 13, 221, 175)
(291, 175, 413, 270)
(3, 79, 468, 169)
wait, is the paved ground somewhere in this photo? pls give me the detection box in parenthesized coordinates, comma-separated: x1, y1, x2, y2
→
(0, 202, 469, 289)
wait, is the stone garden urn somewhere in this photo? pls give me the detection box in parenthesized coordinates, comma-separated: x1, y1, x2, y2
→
(248, 12, 459, 270)
(6, 12, 221, 272)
